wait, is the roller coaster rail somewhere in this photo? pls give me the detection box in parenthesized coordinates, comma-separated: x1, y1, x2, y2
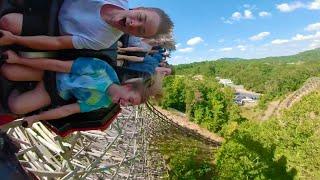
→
(275, 77, 320, 116)
(4, 102, 221, 179)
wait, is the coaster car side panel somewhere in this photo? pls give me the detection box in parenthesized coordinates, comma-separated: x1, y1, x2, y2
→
(42, 104, 121, 137)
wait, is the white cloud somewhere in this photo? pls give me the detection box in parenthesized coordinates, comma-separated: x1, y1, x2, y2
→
(276, 2, 304, 12)
(271, 39, 290, 44)
(222, 18, 233, 24)
(169, 55, 212, 65)
(234, 39, 246, 43)
(268, 31, 320, 47)
(309, 40, 320, 49)
(232, 12, 242, 20)
(177, 47, 194, 53)
(276, 1, 320, 12)
(244, 10, 254, 19)
(305, 22, 320, 31)
(259, 11, 272, 17)
(308, 0, 320, 10)
(224, 9, 255, 24)
(218, 39, 225, 43)
(237, 45, 247, 51)
(293, 32, 320, 40)
(225, 20, 233, 24)
(231, 10, 254, 20)
(209, 49, 215, 52)
(175, 43, 181, 48)
(243, 4, 251, 8)
(250, 32, 271, 41)
(292, 34, 314, 41)
(187, 37, 204, 46)
(172, 55, 183, 60)
(219, 47, 233, 52)
(169, 56, 189, 65)
(243, 4, 257, 10)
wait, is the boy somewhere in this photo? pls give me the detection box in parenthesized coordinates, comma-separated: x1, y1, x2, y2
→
(0, 1, 173, 50)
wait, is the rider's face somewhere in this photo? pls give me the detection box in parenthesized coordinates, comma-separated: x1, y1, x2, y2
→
(111, 85, 142, 106)
(110, 9, 160, 38)
(121, 89, 142, 106)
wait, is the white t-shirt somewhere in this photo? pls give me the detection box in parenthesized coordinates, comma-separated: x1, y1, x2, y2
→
(59, 0, 128, 50)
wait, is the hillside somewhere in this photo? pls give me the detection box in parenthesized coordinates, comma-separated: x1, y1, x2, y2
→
(174, 48, 320, 107)
(216, 90, 320, 179)
(158, 49, 320, 179)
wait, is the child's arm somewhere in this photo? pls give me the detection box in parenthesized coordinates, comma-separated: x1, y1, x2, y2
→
(0, 30, 74, 50)
(4, 50, 73, 73)
(117, 54, 144, 62)
(22, 103, 80, 127)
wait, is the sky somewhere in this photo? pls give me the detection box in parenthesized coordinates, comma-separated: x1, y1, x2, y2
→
(129, 0, 320, 65)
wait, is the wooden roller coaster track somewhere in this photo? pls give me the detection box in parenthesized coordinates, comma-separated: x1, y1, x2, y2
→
(4, 103, 221, 179)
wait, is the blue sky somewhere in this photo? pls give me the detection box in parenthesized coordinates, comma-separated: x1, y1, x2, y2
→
(130, 0, 320, 64)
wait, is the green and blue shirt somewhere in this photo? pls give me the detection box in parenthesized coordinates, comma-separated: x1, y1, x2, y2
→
(56, 57, 119, 112)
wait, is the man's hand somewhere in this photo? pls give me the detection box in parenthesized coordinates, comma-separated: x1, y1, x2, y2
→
(0, 30, 16, 46)
(2, 50, 20, 64)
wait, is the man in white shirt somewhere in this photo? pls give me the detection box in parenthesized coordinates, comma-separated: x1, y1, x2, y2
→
(0, 0, 173, 50)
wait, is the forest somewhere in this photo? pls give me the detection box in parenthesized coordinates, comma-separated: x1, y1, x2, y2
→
(157, 48, 320, 179)
(174, 48, 320, 108)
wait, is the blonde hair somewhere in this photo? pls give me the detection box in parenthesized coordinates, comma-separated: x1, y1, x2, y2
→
(125, 74, 164, 102)
(144, 73, 164, 100)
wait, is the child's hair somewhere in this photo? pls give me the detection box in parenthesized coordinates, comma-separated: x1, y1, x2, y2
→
(124, 74, 164, 103)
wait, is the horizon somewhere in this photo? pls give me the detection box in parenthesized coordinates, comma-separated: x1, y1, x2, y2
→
(172, 47, 320, 66)
(130, 0, 320, 65)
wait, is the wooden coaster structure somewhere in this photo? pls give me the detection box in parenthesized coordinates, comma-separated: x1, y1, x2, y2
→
(5, 106, 154, 179)
(4, 103, 220, 179)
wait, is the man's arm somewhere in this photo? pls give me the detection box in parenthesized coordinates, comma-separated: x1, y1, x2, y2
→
(5, 50, 73, 73)
(23, 103, 81, 127)
(0, 30, 74, 50)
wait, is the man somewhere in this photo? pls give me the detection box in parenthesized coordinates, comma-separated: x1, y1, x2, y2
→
(0, 0, 173, 50)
